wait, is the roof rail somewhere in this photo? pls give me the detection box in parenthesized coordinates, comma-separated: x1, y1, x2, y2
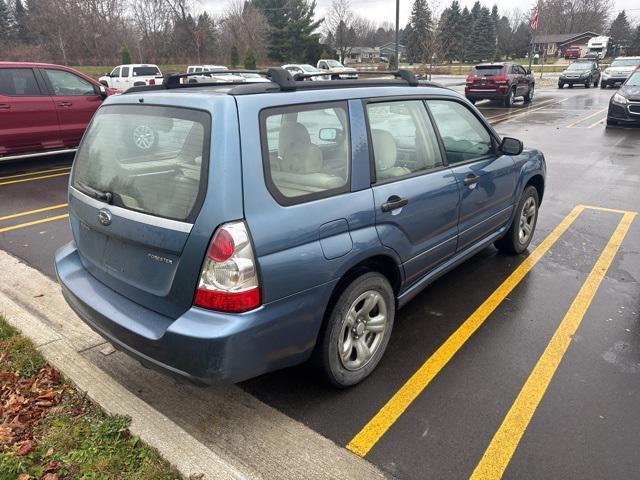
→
(124, 67, 442, 95)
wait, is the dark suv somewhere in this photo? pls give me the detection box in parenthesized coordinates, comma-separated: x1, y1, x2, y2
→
(465, 63, 535, 107)
(558, 61, 600, 88)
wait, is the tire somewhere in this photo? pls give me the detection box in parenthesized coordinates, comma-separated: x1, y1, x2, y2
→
(601, 83, 607, 89)
(503, 87, 516, 107)
(585, 79, 591, 88)
(524, 84, 534, 103)
(558, 82, 564, 89)
(568, 83, 574, 88)
(494, 186, 539, 255)
(606, 117, 617, 127)
(129, 124, 159, 152)
(316, 272, 395, 388)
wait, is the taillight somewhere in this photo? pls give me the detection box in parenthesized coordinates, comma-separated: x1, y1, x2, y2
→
(149, 79, 155, 85)
(493, 76, 509, 84)
(194, 221, 261, 313)
(466, 75, 475, 84)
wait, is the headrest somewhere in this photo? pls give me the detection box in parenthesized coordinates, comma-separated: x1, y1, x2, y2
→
(371, 129, 397, 171)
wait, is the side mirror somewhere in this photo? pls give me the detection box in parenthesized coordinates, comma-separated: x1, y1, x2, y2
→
(526, 69, 532, 75)
(500, 137, 523, 156)
(98, 85, 108, 99)
(319, 127, 339, 142)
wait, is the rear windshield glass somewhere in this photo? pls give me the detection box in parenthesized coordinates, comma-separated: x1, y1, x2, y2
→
(133, 67, 161, 76)
(72, 105, 210, 222)
(471, 66, 503, 76)
(611, 59, 640, 67)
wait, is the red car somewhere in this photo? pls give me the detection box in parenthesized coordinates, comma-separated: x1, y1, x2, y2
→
(564, 46, 582, 59)
(465, 62, 535, 107)
(0, 62, 118, 162)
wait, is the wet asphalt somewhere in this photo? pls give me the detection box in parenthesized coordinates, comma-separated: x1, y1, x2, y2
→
(1, 85, 639, 480)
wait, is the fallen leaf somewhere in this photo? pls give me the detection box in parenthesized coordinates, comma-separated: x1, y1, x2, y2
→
(42, 474, 59, 480)
(37, 390, 56, 400)
(17, 440, 34, 455)
(43, 460, 61, 473)
(17, 474, 30, 480)
(45, 447, 54, 457)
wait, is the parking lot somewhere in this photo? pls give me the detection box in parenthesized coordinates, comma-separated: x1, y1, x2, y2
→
(1, 84, 639, 479)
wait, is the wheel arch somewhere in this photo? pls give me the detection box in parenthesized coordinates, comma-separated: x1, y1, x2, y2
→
(525, 174, 545, 203)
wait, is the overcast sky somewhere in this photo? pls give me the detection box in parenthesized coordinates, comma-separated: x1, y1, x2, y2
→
(202, 0, 640, 26)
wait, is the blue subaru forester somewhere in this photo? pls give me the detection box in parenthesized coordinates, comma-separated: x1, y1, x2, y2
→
(55, 69, 545, 387)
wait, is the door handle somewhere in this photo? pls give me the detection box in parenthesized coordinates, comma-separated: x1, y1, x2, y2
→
(463, 174, 480, 186)
(381, 195, 409, 212)
(57, 102, 72, 107)
(0, 103, 10, 110)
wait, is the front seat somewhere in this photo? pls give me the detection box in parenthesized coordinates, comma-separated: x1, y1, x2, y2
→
(277, 121, 323, 174)
(371, 129, 411, 180)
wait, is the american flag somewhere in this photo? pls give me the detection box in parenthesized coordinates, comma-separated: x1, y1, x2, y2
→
(530, 6, 540, 30)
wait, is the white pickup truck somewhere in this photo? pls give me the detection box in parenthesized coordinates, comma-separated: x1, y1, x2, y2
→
(316, 59, 358, 79)
(99, 64, 163, 91)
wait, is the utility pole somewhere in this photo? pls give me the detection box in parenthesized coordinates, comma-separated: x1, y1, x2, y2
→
(395, 0, 400, 70)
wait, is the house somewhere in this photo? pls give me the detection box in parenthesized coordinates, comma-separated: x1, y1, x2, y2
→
(533, 32, 599, 57)
(346, 47, 380, 64)
(379, 42, 406, 62)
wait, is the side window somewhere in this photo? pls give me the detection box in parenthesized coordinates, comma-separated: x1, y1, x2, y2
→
(110, 67, 120, 77)
(510, 65, 519, 74)
(427, 100, 494, 164)
(262, 103, 350, 203)
(366, 100, 443, 182)
(120, 66, 130, 77)
(519, 66, 527, 75)
(44, 69, 96, 96)
(0, 68, 41, 96)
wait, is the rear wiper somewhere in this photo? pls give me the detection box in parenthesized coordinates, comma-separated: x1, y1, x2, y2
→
(76, 182, 113, 204)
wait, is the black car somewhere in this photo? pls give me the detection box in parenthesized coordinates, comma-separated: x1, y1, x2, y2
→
(558, 61, 600, 88)
(607, 68, 640, 126)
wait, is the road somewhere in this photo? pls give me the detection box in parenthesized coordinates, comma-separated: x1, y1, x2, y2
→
(1, 85, 639, 480)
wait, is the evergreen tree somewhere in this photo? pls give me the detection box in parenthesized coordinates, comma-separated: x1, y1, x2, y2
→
(0, 0, 12, 43)
(230, 45, 239, 68)
(496, 15, 512, 59)
(608, 10, 631, 48)
(470, 1, 481, 22)
(468, 7, 495, 62)
(13, 0, 27, 43)
(406, 0, 433, 63)
(629, 25, 640, 56)
(254, 0, 321, 62)
(512, 21, 532, 58)
(121, 45, 131, 64)
(244, 48, 257, 69)
(438, 0, 464, 62)
(460, 7, 473, 62)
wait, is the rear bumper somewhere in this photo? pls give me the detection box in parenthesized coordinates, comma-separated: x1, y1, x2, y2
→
(465, 86, 509, 100)
(558, 78, 590, 85)
(55, 242, 334, 384)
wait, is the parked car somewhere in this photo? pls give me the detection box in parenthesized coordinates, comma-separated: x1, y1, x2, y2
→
(465, 62, 535, 107)
(564, 46, 582, 59)
(99, 64, 163, 91)
(317, 59, 358, 79)
(55, 68, 545, 387)
(606, 67, 640, 127)
(558, 61, 600, 88)
(183, 65, 241, 84)
(0, 62, 116, 162)
(601, 57, 640, 88)
(282, 64, 330, 80)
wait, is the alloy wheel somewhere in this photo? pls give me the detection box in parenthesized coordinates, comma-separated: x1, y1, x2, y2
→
(518, 197, 537, 244)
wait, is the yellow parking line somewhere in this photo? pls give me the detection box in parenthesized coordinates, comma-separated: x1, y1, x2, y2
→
(0, 172, 70, 186)
(587, 116, 607, 128)
(565, 107, 608, 128)
(0, 166, 71, 181)
(346, 205, 585, 457)
(484, 99, 558, 121)
(580, 204, 637, 215)
(492, 99, 569, 124)
(0, 214, 69, 233)
(0, 203, 68, 222)
(470, 210, 636, 480)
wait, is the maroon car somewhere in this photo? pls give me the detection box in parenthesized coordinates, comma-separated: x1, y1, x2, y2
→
(465, 62, 535, 107)
(0, 62, 118, 162)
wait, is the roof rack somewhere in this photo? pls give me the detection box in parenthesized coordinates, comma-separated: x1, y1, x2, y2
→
(124, 67, 441, 95)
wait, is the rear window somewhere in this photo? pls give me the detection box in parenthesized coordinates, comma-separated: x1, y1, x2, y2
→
(471, 65, 503, 76)
(72, 105, 210, 222)
(133, 66, 161, 76)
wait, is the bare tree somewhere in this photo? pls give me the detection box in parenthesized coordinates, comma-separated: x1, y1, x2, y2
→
(218, 0, 269, 64)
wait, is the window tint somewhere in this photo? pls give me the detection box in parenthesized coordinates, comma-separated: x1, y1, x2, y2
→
(44, 69, 95, 96)
(262, 103, 349, 202)
(427, 100, 494, 164)
(73, 105, 209, 221)
(0, 68, 41, 96)
(121, 67, 129, 77)
(133, 66, 161, 76)
(366, 100, 443, 182)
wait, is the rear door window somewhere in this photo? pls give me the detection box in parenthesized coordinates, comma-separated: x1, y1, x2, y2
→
(0, 68, 42, 96)
(261, 102, 350, 204)
(121, 66, 130, 77)
(72, 105, 210, 222)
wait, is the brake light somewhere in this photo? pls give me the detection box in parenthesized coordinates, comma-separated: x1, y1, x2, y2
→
(194, 221, 261, 313)
(466, 75, 475, 84)
(493, 76, 509, 84)
(149, 79, 155, 85)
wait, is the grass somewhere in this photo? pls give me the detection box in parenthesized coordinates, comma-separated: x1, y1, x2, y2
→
(0, 317, 181, 480)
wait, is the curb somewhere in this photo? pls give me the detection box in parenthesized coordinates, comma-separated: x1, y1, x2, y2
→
(0, 251, 388, 480)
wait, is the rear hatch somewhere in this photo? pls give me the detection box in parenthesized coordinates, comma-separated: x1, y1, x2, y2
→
(69, 103, 212, 318)
(468, 65, 506, 90)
